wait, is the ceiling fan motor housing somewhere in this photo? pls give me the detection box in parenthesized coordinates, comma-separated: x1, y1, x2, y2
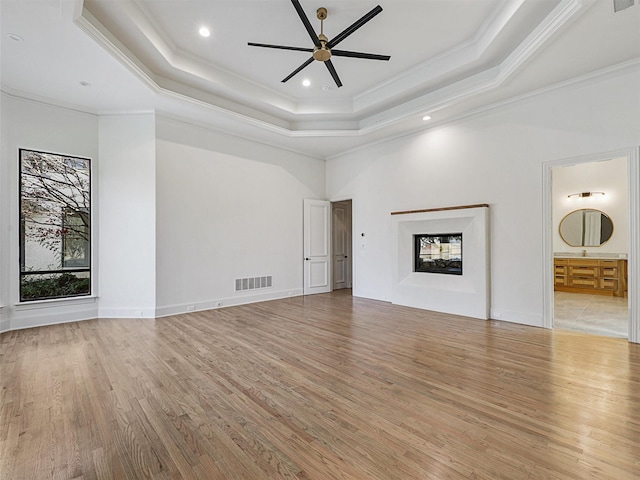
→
(313, 33, 331, 61)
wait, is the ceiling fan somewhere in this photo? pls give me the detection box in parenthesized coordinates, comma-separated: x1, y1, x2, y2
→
(248, 0, 390, 88)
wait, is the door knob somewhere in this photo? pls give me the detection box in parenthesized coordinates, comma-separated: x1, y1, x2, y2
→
(305, 257, 310, 261)
(344, 255, 348, 258)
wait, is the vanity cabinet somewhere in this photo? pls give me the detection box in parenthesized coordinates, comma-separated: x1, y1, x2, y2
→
(554, 258, 627, 297)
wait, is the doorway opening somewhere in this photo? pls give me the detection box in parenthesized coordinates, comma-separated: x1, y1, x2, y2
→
(331, 200, 352, 292)
(302, 198, 353, 296)
(551, 158, 628, 337)
(543, 148, 639, 343)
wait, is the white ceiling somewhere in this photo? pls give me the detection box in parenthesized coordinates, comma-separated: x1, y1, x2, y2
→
(2, 0, 639, 159)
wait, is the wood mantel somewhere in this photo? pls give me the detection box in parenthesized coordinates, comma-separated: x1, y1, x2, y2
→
(391, 203, 489, 216)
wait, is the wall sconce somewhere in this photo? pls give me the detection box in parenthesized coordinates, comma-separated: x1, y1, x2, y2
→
(567, 191, 605, 198)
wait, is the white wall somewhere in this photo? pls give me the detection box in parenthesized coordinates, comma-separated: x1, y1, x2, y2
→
(98, 114, 156, 318)
(154, 116, 325, 316)
(0, 93, 99, 331)
(0, 98, 324, 330)
(2, 67, 638, 332)
(552, 157, 628, 255)
(326, 67, 640, 327)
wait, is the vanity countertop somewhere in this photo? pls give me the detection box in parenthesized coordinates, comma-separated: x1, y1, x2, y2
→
(554, 254, 626, 260)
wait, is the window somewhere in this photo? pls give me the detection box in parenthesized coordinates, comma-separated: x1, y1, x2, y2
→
(414, 233, 462, 275)
(19, 149, 91, 301)
(62, 208, 90, 268)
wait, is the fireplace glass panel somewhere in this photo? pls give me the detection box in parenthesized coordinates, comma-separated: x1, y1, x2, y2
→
(414, 233, 462, 275)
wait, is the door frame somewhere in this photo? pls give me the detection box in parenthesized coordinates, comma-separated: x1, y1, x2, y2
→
(542, 147, 639, 343)
(331, 199, 353, 290)
(330, 197, 354, 293)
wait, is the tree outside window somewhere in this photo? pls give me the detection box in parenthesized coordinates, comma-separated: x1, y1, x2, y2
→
(19, 149, 91, 301)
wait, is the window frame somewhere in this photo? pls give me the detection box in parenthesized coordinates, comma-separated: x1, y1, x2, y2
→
(18, 148, 92, 302)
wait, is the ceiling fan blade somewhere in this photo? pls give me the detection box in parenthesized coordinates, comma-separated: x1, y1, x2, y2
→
(282, 57, 315, 83)
(327, 5, 383, 49)
(324, 60, 342, 88)
(291, 0, 321, 48)
(248, 42, 313, 53)
(331, 49, 390, 61)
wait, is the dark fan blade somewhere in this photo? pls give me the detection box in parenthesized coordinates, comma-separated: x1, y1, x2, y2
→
(327, 5, 383, 49)
(291, 0, 320, 48)
(324, 60, 342, 88)
(248, 42, 313, 53)
(282, 57, 314, 83)
(331, 49, 390, 61)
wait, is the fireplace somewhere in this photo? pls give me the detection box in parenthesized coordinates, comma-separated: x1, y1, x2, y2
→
(414, 233, 462, 275)
(391, 204, 490, 319)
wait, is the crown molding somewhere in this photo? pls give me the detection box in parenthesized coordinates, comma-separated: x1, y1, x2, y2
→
(327, 58, 640, 161)
(75, 0, 584, 133)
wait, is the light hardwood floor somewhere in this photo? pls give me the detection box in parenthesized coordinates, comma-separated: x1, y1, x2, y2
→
(1, 290, 639, 479)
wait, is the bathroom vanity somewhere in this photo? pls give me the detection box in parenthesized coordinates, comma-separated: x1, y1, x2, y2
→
(554, 257, 627, 297)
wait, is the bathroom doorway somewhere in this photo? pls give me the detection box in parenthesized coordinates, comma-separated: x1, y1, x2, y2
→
(544, 149, 639, 342)
(551, 158, 628, 337)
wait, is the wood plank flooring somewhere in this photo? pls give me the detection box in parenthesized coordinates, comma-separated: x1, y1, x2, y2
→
(1, 290, 639, 479)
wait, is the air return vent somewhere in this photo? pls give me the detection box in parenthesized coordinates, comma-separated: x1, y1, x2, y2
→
(613, 0, 635, 13)
(235, 276, 272, 292)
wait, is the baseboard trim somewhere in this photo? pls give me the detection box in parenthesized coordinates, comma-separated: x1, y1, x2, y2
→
(491, 309, 544, 328)
(5, 306, 99, 332)
(154, 288, 304, 318)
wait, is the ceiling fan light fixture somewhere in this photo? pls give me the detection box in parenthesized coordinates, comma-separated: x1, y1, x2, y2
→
(313, 49, 331, 61)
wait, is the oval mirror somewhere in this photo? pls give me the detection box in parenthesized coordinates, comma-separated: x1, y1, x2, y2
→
(559, 209, 613, 247)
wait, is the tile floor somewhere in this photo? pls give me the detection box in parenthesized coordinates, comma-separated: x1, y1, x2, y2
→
(554, 291, 629, 338)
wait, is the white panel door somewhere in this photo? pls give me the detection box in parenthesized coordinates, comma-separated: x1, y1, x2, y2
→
(303, 199, 331, 295)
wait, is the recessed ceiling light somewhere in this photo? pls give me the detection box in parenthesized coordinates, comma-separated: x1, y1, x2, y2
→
(199, 27, 211, 38)
(422, 115, 432, 121)
(7, 33, 24, 42)
(302, 79, 311, 87)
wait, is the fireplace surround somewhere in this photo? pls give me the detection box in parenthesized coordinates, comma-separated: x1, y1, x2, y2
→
(391, 204, 490, 319)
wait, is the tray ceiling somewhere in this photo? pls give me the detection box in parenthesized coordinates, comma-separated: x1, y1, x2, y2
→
(2, 0, 639, 158)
